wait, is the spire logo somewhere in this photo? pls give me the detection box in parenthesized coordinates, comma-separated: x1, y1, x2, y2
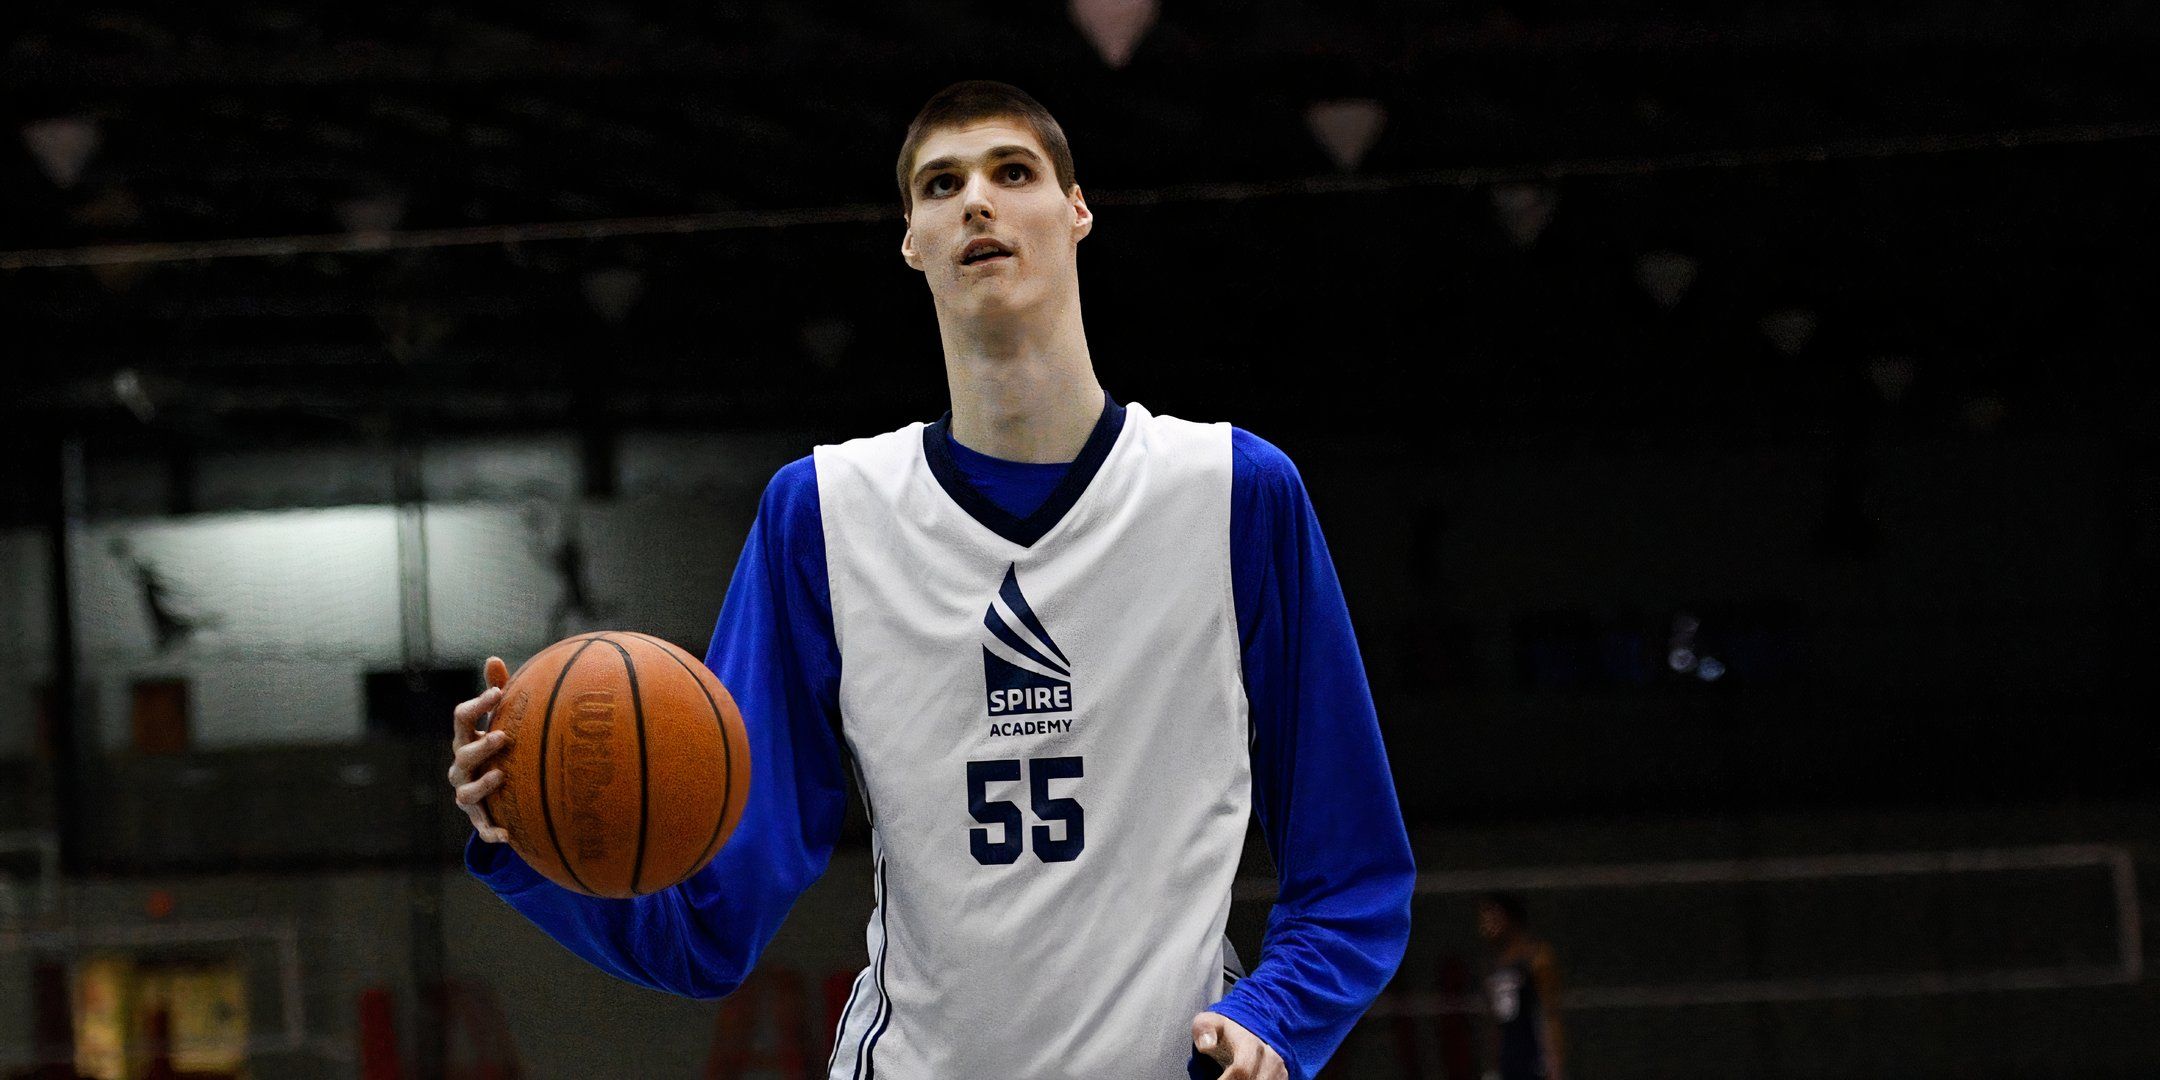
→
(982, 565, 1073, 718)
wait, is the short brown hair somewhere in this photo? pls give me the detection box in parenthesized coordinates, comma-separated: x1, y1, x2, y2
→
(895, 80, 1078, 217)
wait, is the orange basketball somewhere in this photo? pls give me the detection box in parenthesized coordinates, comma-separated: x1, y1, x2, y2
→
(481, 631, 751, 898)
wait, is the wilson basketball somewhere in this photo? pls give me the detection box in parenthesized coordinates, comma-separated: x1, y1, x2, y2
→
(481, 631, 751, 898)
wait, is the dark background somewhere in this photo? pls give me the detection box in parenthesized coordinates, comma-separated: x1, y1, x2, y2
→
(7, 1, 2152, 815)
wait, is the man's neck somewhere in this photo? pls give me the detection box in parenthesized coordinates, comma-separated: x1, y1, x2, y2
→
(938, 295, 1103, 463)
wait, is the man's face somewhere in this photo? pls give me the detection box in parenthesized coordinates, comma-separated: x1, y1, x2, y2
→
(900, 119, 1091, 321)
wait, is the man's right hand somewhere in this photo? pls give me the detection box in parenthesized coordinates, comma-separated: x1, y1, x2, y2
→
(449, 656, 513, 843)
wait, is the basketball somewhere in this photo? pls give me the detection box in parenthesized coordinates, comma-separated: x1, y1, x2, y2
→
(480, 631, 752, 898)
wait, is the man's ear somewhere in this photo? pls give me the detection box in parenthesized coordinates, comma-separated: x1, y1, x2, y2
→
(900, 216, 924, 271)
(1069, 185, 1093, 243)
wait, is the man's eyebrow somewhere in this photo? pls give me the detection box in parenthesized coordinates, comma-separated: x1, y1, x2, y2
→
(912, 145, 1045, 185)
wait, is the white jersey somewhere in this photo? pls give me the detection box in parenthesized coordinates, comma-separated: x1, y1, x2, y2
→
(813, 401, 1251, 1079)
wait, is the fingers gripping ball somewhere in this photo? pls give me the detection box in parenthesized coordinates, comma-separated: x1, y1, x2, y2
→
(482, 631, 752, 898)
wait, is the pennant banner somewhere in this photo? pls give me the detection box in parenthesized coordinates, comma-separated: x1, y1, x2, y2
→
(1633, 250, 1698, 309)
(1070, 0, 1157, 68)
(336, 194, 408, 235)
(583, 267, 645, 324)
(24, 117, 101, 189)
(1305, 99, 1387, 172)
(1759, 307, 1819, 356)
(1490, 183, 1557, 248)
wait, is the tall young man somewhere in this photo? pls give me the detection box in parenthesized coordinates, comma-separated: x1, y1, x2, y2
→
(447, 80, 1415, 1080)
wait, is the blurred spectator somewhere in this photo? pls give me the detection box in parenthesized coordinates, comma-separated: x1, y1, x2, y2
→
(1479, 892, 1566, 1080)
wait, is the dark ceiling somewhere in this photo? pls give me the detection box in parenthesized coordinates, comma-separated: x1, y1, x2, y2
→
(2, 2, 2154, 462)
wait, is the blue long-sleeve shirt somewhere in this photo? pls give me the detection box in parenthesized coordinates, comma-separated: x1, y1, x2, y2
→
(468, 423, 1414, 1079)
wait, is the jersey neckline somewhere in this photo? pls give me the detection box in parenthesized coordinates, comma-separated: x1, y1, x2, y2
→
(922, 392, 1128, 548)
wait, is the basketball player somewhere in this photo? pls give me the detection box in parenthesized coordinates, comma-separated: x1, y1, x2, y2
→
(447, 81, 1415, 1080)
(1477, 893, 1566, 1080)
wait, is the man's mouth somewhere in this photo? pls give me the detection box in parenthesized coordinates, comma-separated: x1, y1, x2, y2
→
(960, 239, 1013, 265)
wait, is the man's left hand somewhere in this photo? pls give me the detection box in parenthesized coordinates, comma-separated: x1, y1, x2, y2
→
(1191, 1011, 1288, 1080)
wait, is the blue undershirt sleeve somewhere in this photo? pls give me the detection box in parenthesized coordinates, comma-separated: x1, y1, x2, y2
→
(463, 455, 849, 999)
(1203, 429, 1417, 1080)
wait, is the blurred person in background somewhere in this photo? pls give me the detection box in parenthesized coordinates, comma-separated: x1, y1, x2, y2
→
(1479, 892, 1566, 1080)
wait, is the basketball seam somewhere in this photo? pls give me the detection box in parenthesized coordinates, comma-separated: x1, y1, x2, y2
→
(593, 634, 652, 897)
(622, 631, 737, 876)
(506, 633, 606, 687)
(483, 635, 598, 833)
(538, 637, 604, 896)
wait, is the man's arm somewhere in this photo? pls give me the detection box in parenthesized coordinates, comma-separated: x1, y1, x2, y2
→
(1532, 944, 1567, 1080)
(1199, 430, 1417, 1080)
(464, 457, 849, 999)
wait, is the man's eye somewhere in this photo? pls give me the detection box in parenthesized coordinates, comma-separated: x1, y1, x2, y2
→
(1000, 164, 1032, 182)
(925, 174, 956, 196)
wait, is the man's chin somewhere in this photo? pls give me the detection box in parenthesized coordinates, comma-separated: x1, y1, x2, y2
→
(948, 283, 1040, 319)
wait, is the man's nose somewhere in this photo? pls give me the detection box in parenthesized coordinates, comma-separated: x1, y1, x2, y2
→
(963, 174, 995, 222)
